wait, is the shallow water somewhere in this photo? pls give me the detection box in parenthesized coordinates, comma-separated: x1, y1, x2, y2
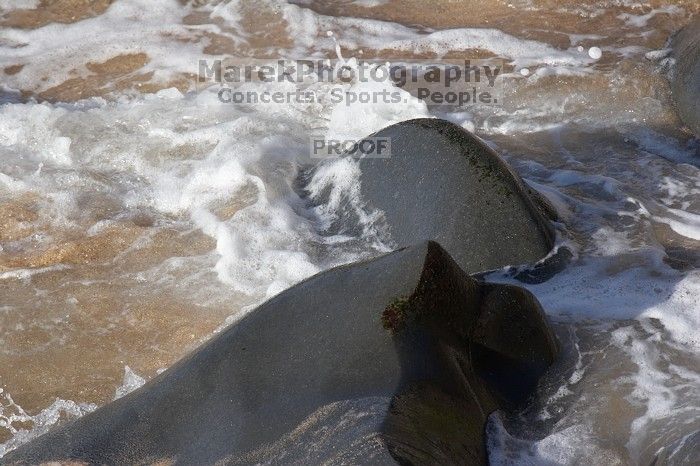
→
(0, 0, 698, 463)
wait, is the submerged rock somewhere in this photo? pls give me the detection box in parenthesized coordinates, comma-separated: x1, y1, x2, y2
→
(671, 16, 700, 137)
(5, 241, 557, 465)
(303, 118, 556, 275)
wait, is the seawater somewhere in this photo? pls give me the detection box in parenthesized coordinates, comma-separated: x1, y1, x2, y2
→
(0, 1, 698, 463)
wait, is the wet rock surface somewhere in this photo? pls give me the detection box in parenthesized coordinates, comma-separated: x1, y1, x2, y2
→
(671, 16, 700, 137)
(303, 118, 556, 275)
(5, 241, 557, 465)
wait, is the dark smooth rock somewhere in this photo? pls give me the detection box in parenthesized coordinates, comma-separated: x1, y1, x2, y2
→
(671, 16, 700, 137)
(5, 241, 558, 465)
(302, 118, 556, 275)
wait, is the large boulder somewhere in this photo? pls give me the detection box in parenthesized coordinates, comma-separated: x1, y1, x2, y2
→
(303, 118, 556, 275)
(5, 241, 558, 465)
(671, 16, 700, 137)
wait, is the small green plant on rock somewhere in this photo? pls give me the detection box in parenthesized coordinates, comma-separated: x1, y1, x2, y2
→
(382, 296, 410, 333)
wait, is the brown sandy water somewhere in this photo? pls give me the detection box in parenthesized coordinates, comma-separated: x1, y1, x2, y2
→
(0, 0, 698, 463)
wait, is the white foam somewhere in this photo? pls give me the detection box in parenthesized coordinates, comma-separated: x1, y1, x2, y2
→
(0, 265, 71, 282)
(613, 323, 700, 464)
(0, 44, 434, 305)
(0, 388, 96, 458)
(487, 414, 620, 465)
(0, 0, 203, 93)
(280, 1, 593, 67)
(617, 5, 684, 28)
(113, 366, 146, 400)
(0, 0, 39, 12)
(326, 79, 429, 141)
(350, 0, 389, 7)
(0, 103, 72, 166)
(569, 33, 604, 46)
(654, 208, 700, 241)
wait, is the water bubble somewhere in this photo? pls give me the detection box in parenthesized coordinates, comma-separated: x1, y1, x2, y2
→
(588, 47, 602, 60)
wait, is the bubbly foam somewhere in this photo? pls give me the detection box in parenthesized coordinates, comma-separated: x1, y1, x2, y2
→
(113, 366, 146, 400)
(0, 0, 202, 96)
(0, 388, 96, 458)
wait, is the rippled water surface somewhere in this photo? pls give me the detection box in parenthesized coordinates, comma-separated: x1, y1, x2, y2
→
(0, 0, 698, 463)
